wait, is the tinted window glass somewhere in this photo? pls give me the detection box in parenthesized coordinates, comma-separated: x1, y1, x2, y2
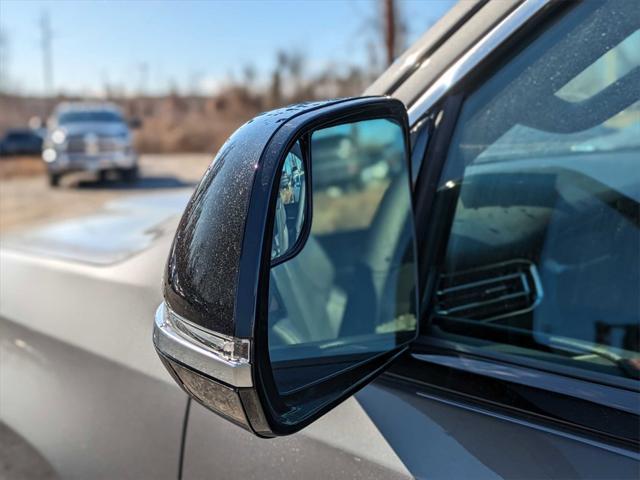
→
(431, 0, 640, 382)
(58, 111, 123, 124)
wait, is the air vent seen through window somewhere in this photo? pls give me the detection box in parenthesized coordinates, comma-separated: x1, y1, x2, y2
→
(435, 260, 543, 321)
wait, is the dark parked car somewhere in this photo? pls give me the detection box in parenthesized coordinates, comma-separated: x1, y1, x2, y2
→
(312, 128, 404, 189)
(0, 128, 43, 156)
(311, 132, 361, 188)
(1, 1, 638, 479)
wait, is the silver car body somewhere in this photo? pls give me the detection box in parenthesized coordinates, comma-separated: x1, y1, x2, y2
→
(1, 1, 638, 478)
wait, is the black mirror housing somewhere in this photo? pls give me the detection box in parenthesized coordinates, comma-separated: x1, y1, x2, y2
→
(154, 97, 415, 437)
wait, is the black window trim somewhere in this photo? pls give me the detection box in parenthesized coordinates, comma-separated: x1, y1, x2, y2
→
(410, 349, 639, 415)
(381, 362, 640, 458)
(384, 348, 640, 451)
(418, 334, 640, 394)
(400, 0, 640, 449)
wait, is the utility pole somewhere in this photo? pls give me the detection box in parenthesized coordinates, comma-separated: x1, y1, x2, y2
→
(0, 29, 8, 93)
(384, 0, 396, 66)
(39, 11, 53, 95)
(138, 62, 149, 96)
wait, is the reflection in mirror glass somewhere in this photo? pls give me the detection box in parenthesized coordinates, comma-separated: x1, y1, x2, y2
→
(271, 141, 306, 261)
(268, 118, 416, 396)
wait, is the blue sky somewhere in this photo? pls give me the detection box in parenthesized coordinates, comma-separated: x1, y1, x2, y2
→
(0, 0, 455, 96)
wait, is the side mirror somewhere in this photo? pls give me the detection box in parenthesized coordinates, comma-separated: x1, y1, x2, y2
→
(154, 97, 418, 437)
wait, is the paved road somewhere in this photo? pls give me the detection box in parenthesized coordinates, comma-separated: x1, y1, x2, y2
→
(0, 154, 212, 233)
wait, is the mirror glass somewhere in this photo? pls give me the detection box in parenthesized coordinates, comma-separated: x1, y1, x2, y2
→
(271, 141, 306, 261)
(268, 118, 416, 396)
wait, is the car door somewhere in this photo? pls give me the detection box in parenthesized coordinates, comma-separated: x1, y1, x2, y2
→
(181, 1, 639, 478)
(0, 199, 190, 480)
(383, 0, 639, 477)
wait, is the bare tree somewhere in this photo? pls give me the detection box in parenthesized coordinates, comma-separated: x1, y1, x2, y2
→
(188, 69, 204, 96)
(270, 69, 282, 107)
(269, 50, 289, 107)
(101, 68, 112, 99)
(286, 50, 304, 91)
(138, 62, 149, 95)
(242, 64, 256, 90)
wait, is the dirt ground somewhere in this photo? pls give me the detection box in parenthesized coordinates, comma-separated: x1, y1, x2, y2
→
(0, 154, 212, 233)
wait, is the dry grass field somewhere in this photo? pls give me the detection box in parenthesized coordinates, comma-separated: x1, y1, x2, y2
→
(0, 156, 46, 179)
(0, 154, 211, 233)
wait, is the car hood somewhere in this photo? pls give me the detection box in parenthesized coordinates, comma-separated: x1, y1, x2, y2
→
(1, 191, 190, 265)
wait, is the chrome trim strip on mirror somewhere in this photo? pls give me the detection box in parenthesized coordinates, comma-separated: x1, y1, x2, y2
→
(153, 302, 253, 388)
(407, 0, 550, 125)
